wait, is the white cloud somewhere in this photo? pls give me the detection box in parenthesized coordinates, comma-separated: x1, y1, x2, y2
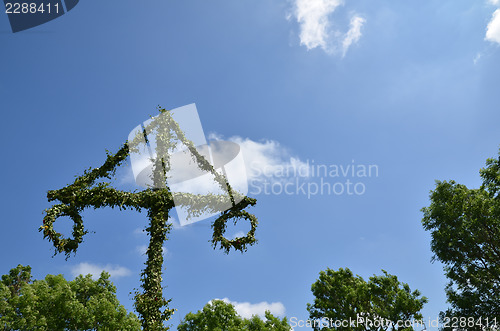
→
(342, 15, 366, 57)
(223, 135, 309, 185)
(167, 135, 308, 225)
(291, 0, 365, 55)
(294, 0, 343, 51)
(70, 262, 131, 280)
(121, 134, 307, 190)
(486, 9, 500, 44)
(475, 1, 500, 62)
(120, 134, 308, 226)
(214, 298, 286, 319)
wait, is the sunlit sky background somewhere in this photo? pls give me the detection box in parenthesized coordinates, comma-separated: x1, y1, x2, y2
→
(1, 1, 500, 329)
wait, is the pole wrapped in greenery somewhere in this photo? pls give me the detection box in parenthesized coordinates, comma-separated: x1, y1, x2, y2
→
(40, 107, 258, 330)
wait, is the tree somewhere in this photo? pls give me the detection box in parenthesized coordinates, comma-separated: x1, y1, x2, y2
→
(421, 150, 500, 329)
(242, 310, 292, 330)
(306, 268, 427, 330)
(177, 299, 291, 331)
(0, 264, 141, 330)
(40, 108, 259, 330)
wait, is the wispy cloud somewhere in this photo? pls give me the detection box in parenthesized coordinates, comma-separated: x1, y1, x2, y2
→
(70, 262, 131, 280)
(473, 52, 481, 64)
(213, 298, 286, 319)
(342, 15, 366, 57)
(290, 0, 365, 55)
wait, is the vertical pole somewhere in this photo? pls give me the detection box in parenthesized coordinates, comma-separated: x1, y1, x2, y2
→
(134, 123, 175, 330)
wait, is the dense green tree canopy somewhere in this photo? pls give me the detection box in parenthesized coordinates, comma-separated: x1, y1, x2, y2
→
(0, 265, 141, 330)
(177, 299, 291, 331)
(422, 150, 500, 329)
(307, 268, 427, 330)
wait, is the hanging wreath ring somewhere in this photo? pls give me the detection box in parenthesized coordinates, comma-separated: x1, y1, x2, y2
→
(211, 197, 258, 253)
(40, 203, 87, 256)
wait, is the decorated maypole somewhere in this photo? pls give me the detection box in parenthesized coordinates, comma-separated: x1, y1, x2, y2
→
(40, 106, 258, 330)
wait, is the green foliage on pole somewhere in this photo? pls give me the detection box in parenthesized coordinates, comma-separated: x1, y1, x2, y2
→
(40, 107, 259, 330)
(422, 149, 500, 329)
(0, 265, 141, 330)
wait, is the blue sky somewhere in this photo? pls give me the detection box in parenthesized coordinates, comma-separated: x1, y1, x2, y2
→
(1, 0, 500, 329)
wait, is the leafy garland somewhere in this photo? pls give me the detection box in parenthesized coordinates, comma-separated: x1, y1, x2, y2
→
(40, 108, 258, 330)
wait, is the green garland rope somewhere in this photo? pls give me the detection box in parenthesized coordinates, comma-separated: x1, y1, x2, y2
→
(40, 108, 258, 330)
